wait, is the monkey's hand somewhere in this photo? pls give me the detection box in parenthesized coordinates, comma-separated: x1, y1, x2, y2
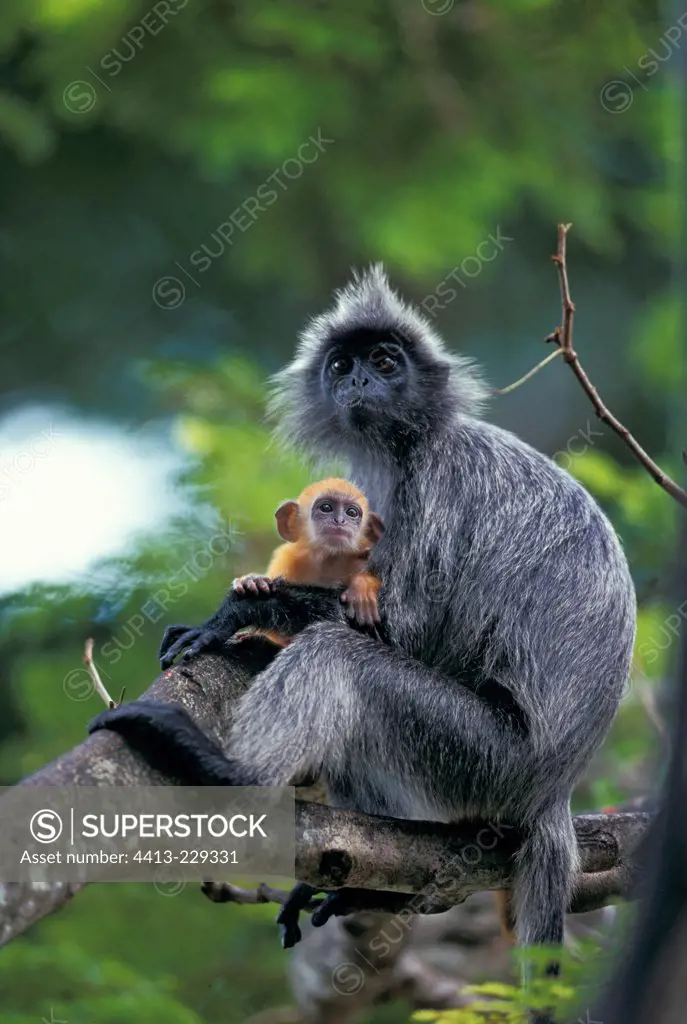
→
(158, 623, 227, 669)
(158, 583, 347, 668)
(340, 572, 381, 627)
(232, 573, 275, 597)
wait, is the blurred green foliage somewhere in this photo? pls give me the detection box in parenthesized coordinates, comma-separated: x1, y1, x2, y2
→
(414, 979, 576, 1022)
(0, 0, 683, 1020)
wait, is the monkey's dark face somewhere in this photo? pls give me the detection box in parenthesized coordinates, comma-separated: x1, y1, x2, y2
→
(320, 329, 448, 445)
(325, 335, 401, 412)
(309, 493, 364, 551)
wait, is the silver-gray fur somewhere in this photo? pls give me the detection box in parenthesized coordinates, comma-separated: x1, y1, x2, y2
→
(252, 265, 635, 946)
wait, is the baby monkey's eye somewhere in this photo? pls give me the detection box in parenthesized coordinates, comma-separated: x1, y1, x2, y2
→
(346, 506, 361, 519)
(319, 502, 333, 513)
(369, 347, 398, 374)
(330, 355, 352, 375)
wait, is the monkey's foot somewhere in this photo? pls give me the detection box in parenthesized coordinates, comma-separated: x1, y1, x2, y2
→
(87, 700, 241, 786)
(274, 885, 448, 947)
(158, 623, 225, 668)
(340, 578, 381, 627)
(88, 700, 194, 756)
(310, 888, 429, 929)
(341, 593, 381, 627)
(232, 574, 274, 597)
(276, 882, 319, 948)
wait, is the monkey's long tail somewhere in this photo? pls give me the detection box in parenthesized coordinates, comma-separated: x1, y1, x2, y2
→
(511, 808, 578, 984)
(510, 815, 577, 1024)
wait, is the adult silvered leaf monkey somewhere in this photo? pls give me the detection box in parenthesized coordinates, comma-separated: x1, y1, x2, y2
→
(90, 266, 636, 956)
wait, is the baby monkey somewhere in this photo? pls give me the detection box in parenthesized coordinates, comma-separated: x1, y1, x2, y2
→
(233, 478, 385, 645)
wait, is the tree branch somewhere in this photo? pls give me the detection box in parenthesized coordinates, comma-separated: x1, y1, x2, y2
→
(0, 645, 649, 948)
(546, 222, 687, 510)
(494, 223, 687, 509)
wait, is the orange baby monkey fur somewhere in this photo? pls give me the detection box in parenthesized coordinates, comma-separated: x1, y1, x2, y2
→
(233, 478, 384, 647)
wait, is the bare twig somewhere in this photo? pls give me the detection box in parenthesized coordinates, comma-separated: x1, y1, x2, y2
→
(83, 638, 120, 708)
(200, 880, 320, 909)
(546, 223, 687, 510)
(493, 348, 563, 395)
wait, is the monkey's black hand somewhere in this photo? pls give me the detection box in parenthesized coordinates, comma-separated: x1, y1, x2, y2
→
(158, 583, 347, 669)
(158, 624, 226, 669)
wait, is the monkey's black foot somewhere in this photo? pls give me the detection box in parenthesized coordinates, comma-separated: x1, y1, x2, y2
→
(158, 624, 225, 668)
(276, 882, 318, 949)
(87, 700, 239, 785)
(88, 700, 188, 746)
(310, 888, 424, 929)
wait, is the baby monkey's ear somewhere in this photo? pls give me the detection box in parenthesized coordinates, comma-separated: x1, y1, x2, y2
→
(364, 511, 385, 544)
(275, 500, 301, 541)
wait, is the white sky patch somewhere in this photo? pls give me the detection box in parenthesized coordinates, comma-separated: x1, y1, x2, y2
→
(0, 406, 189, 597)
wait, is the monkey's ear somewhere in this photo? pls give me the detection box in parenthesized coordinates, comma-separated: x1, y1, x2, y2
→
(364, 512, 385, 544)
(275, 500, 301, 541)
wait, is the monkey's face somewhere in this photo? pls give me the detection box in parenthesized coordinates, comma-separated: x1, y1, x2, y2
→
(269, 268, 486, 459)
(320, 329, 417, 431)
(317, 328, 453, 448)
(308, 493, 365, 552)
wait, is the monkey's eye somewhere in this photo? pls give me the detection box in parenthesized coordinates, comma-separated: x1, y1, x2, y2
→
(330, 355, 353, 375)
(345, 506, 361, 519)
(319, 502, 333, 513)
(369, 348, 397, 374)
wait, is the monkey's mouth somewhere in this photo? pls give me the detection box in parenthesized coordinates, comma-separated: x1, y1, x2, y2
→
(332, 384, 365, 410)
(321, 526, 354, 544)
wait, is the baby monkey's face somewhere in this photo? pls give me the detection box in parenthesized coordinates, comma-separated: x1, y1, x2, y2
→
(309, 493, 364, 551)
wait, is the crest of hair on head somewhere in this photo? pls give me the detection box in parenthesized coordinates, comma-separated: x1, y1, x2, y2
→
(268, 264, 490, 454)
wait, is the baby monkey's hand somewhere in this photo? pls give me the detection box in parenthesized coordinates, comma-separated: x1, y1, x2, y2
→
(340, 572, 381, 628)
(232, 574, 274, 597)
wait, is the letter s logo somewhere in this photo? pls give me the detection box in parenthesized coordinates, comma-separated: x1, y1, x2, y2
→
(30, 809, 63, 843)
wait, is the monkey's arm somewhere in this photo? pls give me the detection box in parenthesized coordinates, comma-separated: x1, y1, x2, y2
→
(158, 580, 345, 668)
(265, 541, 305, 579)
